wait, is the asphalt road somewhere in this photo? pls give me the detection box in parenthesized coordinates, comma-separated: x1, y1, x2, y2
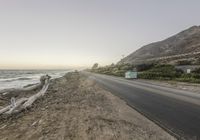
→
(84, 72, 200, 140)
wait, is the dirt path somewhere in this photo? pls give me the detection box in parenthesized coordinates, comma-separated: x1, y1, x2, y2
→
(0, 72, 175, 140)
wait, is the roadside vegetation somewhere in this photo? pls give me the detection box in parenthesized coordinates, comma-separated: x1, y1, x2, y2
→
(89, 63, 200, 83)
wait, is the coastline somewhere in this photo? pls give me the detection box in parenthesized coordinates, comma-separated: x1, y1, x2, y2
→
(0, 70, 69, 91)
(0, 72, 175, 140)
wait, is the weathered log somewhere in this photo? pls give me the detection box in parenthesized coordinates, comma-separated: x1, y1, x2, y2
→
(0, 75, 51, 98)
(0, 83, 41, 95)
(0, 84, 42, 99)
(0, 97, 28, 115)
(22, 77, 50, 108)
(4, 98, 28, 114)
(0, 75, 51, 116)
(0, 105, 10, 114)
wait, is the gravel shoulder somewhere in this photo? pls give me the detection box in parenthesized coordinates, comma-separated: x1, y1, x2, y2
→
(0, 72, 175, 140)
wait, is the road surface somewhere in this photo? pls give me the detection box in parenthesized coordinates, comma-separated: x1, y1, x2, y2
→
(84, 72, 200, 140)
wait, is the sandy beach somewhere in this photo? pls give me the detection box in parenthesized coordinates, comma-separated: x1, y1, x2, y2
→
(0, 72, 175, 140)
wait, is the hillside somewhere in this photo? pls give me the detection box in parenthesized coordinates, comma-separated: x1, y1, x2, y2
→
(120, 26, 200, 65)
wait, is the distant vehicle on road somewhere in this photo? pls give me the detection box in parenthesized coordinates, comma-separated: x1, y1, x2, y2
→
(125, 71, 137, 79)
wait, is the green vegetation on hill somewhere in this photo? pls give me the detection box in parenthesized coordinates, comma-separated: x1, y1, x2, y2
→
(91, 63, 133, 77)
(90, 63, 200, 83)
(138, 65, 182, 80)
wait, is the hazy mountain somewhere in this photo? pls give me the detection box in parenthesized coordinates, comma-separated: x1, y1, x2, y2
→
(120, 26, 200, 65)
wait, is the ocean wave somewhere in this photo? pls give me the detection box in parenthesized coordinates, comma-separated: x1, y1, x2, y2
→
(0, 77, 33, 82)
(0, 70, 70, 90)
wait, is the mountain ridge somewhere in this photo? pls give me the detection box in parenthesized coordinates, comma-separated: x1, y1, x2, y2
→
(119, 26, 200, 65)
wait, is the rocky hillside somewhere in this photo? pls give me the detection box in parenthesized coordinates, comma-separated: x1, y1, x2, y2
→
(120, 26, 200, 65)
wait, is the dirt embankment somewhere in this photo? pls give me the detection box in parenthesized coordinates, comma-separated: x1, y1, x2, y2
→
(0, 72, 175, 140)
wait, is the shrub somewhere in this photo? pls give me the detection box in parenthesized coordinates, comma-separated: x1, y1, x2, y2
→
(136, 63, 155, 71)
(177, 60, 192, 65)
(90, 63, 200, 83)
(192, 68, 200, 74)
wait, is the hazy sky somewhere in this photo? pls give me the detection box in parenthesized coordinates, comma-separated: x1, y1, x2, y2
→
(0, 0, 200, 69)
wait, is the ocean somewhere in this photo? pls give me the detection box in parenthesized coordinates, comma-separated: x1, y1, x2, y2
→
(0, 70, 70, 90)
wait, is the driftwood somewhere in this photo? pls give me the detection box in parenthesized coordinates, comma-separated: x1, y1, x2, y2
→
(0, 84, 43, 100)
(23, 77, 50, 108)
(0, 75, 51, 116)
(0, 83, 41, 95)
(0, 98, 28, 114)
